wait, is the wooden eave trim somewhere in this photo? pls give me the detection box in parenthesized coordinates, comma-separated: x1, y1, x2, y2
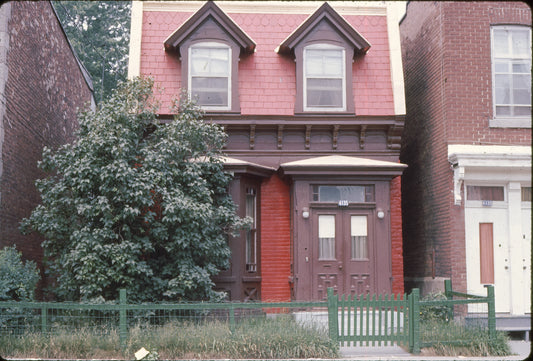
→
(276, 2, 371, 56)
(224, 164, 275, 178)
(279, 167, 405, 177)
(157, 114, 404, 123)
(163, 1, 256, 55)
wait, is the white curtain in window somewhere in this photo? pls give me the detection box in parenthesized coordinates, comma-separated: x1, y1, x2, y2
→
(351, 216, 367, 260)
(318, 215, 335, 260)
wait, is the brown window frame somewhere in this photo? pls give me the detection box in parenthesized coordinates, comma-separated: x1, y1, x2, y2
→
(295, 39, 355, 115)
(180, 38, 241, 114)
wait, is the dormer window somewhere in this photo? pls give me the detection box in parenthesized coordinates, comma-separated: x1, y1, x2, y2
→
(190, 42, 231, 110)
(276, 2, 370, 115)
(164, 1, 255, 114)
(304, 44, 346, 111)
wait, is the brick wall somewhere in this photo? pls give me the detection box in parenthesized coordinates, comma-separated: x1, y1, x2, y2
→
(400, 1, 446, 282)
(0, 2, 93, 290)
(390, 176, 404, 295)
(400, 1, 530, 293)
(260, 174, 291, 301)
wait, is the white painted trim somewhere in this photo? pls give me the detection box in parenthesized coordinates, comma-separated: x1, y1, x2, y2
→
(448, 144, 532, 205)
(142, 1, 388, 16)
(448, 144, 532, 165)
(386, 2, 406, 116)
(127, 1, 144, 79)
(489, 117, 532, 128)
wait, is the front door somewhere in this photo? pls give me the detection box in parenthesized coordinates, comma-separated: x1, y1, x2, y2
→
(312, 209, 374, 300)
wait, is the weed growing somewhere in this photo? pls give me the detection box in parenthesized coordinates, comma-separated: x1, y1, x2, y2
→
(420, 320, 511, 357)
(0, 315, 339, 359)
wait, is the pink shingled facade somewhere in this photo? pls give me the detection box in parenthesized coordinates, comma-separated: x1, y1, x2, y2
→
(140, 10, 394, 116)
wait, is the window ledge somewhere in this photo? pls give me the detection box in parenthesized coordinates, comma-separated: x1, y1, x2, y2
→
(294, 111, 356, 117)
(489, 117, 531, 128)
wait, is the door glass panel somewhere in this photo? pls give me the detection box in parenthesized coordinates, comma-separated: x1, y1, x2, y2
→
(351, 216, 368, 260)
(466, 186, 505, 201)
(245, 188, 257, 272)
(318, 215, 335, 260)
(312, 185, 375, 203)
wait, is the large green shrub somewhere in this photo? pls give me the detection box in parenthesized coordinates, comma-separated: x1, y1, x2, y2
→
(21, 78, 246, 302)
(0, 246, 40, 301)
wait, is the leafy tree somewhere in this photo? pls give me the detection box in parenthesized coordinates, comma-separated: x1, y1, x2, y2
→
(53, 1, 131, 103)
(0, 246, 40, 301)
(21, 78, 245, 302)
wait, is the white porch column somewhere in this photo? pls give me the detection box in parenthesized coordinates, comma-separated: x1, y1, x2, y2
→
(507, 182, 524, 315)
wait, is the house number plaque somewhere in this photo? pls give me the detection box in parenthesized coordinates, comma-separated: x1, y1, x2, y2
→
(338, 200, 349, 207)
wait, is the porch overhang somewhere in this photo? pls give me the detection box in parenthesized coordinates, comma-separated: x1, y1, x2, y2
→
(279, 155, 406, 177)
(448, 145, 532, 205)
(222, 156, 276, 178)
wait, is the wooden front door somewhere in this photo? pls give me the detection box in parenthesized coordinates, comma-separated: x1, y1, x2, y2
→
(312, 208, 374, 300)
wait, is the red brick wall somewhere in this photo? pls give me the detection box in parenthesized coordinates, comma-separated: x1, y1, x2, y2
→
(260, 174, 291, 301)
(400, 1, 530, 293)
(400, 1, 447, 282)
(442, 2, 531, 146)
(0, 2, 93, 292)
(390, 176, 404, 295)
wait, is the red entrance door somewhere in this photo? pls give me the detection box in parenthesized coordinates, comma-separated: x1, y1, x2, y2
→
(312, 208, 374, 300)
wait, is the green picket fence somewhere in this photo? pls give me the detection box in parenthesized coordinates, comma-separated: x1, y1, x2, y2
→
(0, 281, 495, 354)
(327, 288, 409, 347)
(327, 280, 496, 354)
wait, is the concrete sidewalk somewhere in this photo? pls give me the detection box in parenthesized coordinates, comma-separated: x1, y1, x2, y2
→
(339, 340, 531, 360)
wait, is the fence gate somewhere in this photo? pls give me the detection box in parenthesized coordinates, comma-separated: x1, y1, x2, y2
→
(326, 288, 411, 348)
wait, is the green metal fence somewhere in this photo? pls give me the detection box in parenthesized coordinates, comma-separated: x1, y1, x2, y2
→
(0, 291, 327, 347)
(327, 281, 496, 354)
(327, 288, 409, 347)
(0, 280, 496, 354)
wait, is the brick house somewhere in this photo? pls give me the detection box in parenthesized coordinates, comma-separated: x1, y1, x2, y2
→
(128, 1, 407, 301)
(400, 1, 531, 329)
(0, 2, 94, 281)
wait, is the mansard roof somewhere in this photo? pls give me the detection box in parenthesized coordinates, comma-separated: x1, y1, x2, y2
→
(276, 2, 371, 56)
(164, 1, 256, 56)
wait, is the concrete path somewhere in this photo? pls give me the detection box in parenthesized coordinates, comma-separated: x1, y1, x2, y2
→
(339, 340, 530, 360)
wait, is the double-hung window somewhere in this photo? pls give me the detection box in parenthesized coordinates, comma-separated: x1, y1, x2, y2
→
(491, 26, 531, 124)
(189, 42, 231, 110)
(304, 44, 346, 112)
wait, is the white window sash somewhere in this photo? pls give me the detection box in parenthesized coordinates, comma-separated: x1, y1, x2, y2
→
(303, 45, 346, 112)
(491, 26, 531, 120)
(188, 42, 231, 111)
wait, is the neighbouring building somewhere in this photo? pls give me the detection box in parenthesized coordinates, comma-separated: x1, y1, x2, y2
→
(0, 1, 94, 285)
(400, 1, 531, 334)
(128, 0, 407, 301)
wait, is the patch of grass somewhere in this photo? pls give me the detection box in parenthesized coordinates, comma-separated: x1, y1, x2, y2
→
(420, 320, 511, 357)
(0, 315, 339, 359)
(125, 315, 339, 359)
(0, 327, 121, 359)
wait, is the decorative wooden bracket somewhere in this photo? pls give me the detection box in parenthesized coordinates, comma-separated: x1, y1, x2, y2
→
(305, 125, 312, 149)
(332, 125, 340, 150)
(387, 124, 402, 150)
(277, 125, 284, 149)
(359, 125, 367, 149)
(249, 124, 256, 149)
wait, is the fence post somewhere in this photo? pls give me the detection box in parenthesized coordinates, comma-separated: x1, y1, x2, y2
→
(41, 305, 48, 335)
(485, 285, 496, 340)
(119, 289, 127, 347)
(444, 279, 454, 322)
(409, 288, 420, 354)
(327, 287, 338, 342)
(229, 303, 236, 333)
